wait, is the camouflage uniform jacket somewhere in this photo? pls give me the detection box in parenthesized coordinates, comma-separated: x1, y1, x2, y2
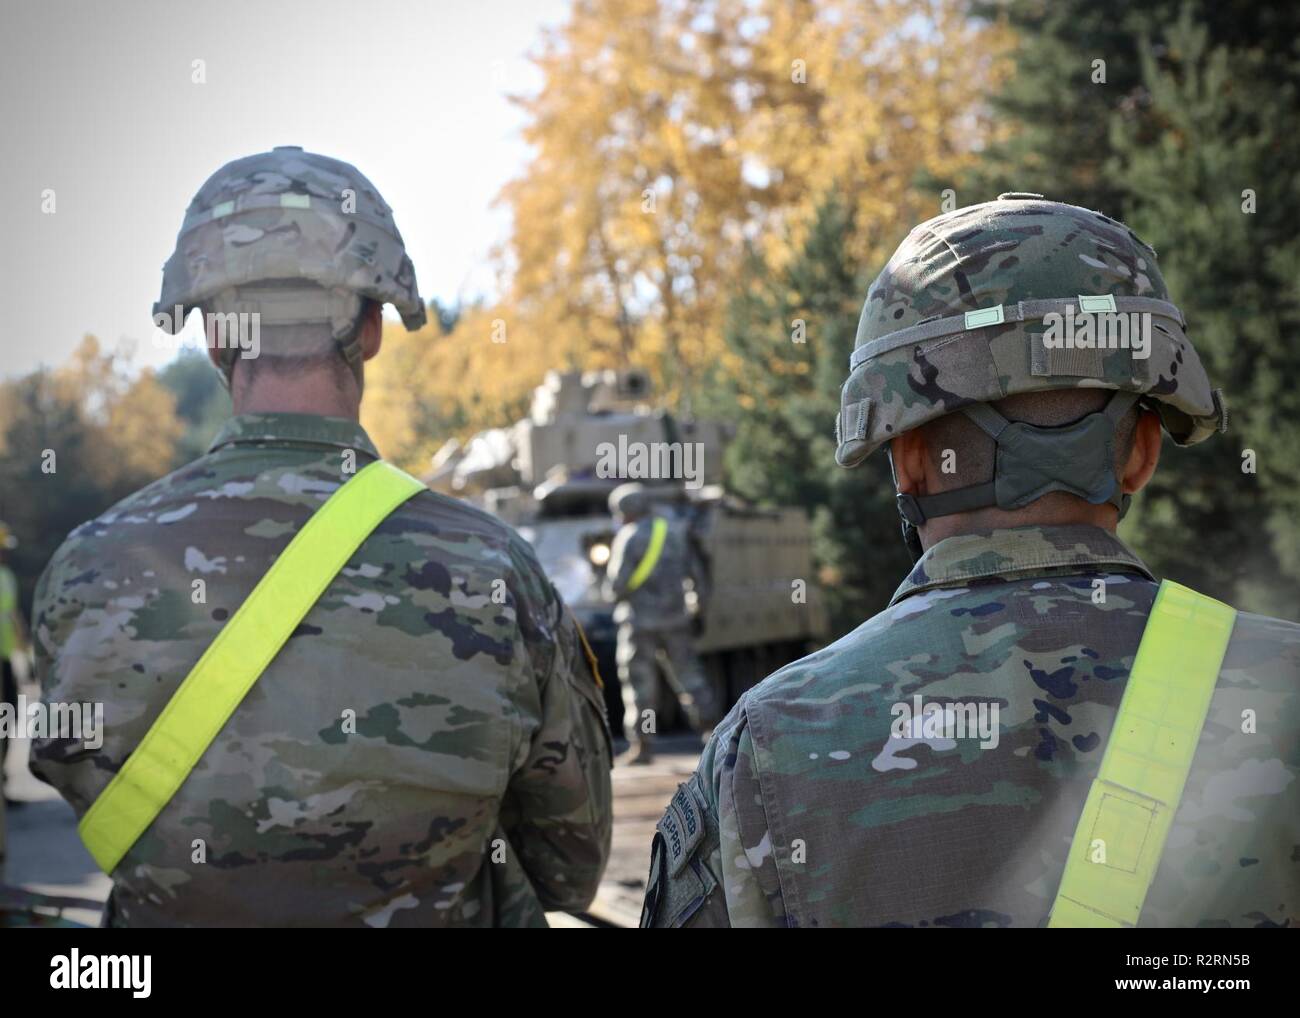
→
(642, 524, 1299, 928)
(606, 514, 699, 631)
(31, 413, 612, 927)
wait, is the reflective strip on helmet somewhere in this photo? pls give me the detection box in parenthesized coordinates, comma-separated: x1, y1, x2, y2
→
(77, 460, 426, 875)
(1078, 293, 1117, 313)
(849, 295, 1185, 370)
(1048, 580, 1236, 927)
(963, 305, 1005, 329)
(188, 191, 400, 239)
(626, 517, 669, 593)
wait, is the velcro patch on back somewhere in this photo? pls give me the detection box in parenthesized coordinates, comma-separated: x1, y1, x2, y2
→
(657, 781, 707, 876)
(1032, 341, 1107, 378)
(1029, 315, 1154, 384)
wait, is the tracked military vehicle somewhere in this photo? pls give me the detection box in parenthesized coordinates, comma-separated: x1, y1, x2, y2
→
(425, 370, 828, 727)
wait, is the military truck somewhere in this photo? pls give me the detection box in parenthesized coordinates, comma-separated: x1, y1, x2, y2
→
(425, 370, 828, 729)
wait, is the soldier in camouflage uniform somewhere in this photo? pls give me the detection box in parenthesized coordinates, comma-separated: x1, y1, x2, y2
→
(606, 484, 717, 765)
(30, 147, 612, 927)
(0, 523, 25, 778)
(0, 521, 25, 876)
(642, 194, 1299, 927)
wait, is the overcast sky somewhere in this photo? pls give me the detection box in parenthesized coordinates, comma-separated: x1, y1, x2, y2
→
(0, 0, 570, 378)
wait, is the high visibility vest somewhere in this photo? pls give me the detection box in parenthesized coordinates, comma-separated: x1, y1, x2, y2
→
(625, 517, 669, 593)
(0, 566, 17, 659)
(1048, 580, 1237, 927)
(78, 461, 425, 874)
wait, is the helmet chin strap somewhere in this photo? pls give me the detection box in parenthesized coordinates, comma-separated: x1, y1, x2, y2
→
(886, 446, 926, 562)
(891, 391, 1138, 562)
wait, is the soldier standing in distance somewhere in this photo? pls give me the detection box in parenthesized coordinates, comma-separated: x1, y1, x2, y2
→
(606, 483, 717, 765)
(642, 194, 1299, 927)
(30, 147, 612, 927)
(0, 521, 31, 875)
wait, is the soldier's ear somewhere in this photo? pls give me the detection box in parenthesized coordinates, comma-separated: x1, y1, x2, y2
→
(891, 430, 930, 496)
(360, 302, 383, 362)
(1120, 409, 1162, 495)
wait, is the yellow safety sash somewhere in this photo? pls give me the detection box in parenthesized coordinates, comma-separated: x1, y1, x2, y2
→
(78, 460, 425, 874)
(0, 566, 17, 658)
(626, 516, 669, 593)
(1048, 580, 1236, 927)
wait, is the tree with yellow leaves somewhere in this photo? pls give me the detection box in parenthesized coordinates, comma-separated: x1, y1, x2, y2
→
(365, 0, 1011, 467)
(0, 336, 184, 611)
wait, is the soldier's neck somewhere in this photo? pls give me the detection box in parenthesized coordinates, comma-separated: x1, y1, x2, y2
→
(918, 498, 1118, 550)
(231, 371, 362, 422)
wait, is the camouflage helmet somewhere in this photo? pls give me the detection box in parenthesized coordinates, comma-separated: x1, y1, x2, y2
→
(836, 194, 1227, 553)
(609, 483, 650, 518)
(837, 194, 1225, 467)
(154, 146, 425, 382)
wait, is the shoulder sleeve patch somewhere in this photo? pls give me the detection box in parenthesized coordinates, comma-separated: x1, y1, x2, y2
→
(657, 780, 707, 877)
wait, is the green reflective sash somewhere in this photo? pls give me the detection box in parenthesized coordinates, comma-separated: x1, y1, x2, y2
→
(1048, 580, 1236, 927)
(0, 566, 17, 658)
(626, 516, 669, 593)
(78, 460, 425, 874)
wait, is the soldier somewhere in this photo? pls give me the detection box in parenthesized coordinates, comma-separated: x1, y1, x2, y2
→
(0, 520, 29, 875)
(29, 147, 612, 927)
(606, 484, 717, 765)
(642, 194, 1299, 928)
(0, 525, 28, 806)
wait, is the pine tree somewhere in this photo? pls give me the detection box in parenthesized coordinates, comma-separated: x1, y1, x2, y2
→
(1109, 8, 1300, 618)
(963, 0, 1300, 616)
(711, 197, 914, 634)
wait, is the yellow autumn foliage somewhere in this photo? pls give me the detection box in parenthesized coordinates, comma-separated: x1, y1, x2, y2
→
(49, 335, 184, 488)
(365, 0, 1013, 467)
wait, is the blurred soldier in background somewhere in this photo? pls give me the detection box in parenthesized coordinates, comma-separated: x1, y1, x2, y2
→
(0, 523, 29, 793)
(30, 146, 612, 927)
(643, 195, 1299, 927)
(0, 520, 30, 876)
(606, 483, 717, 765)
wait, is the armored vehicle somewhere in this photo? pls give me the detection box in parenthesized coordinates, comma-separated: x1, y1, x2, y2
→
(425, 370, 828, 727)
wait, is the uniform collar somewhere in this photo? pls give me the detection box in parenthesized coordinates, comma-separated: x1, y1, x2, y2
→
(207, 413, 381, 459)
(889, 524, 1154, 606)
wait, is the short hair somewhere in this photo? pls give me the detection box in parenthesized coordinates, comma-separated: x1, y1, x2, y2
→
(919, 389, 1140, 493)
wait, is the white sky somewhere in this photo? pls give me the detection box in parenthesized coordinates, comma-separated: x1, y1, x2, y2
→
(0, 0, 571, 378)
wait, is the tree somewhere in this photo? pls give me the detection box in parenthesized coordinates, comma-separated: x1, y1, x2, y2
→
(1110, 9, 1300, 618)
(156, 349, 231, 466)
(0, 337, 184, 612)
(711, 197, 914, 634)
(963, 0, 1300, 616)
(362, 0, 1012, 459)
